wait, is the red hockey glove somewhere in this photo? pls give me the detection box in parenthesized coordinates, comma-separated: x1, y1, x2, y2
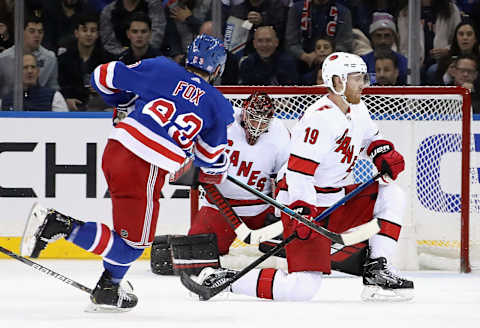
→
(289, 200, 319, 240)
(198, 153, 230, 184)
(367, 140, 405, 180)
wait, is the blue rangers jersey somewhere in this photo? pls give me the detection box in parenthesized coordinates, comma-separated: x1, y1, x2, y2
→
(91, 56, 235, 172)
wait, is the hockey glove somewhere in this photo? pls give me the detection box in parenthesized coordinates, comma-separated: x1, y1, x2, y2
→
(367, 140, 405, 181)
(112, 94, 138, 126)
(289, 200, 319, 240)
(198, 153, 230, 184)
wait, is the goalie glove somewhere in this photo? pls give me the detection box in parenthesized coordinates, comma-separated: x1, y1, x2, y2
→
(198, 153, 230, 185)
(367, 140, 405, 181)
(112, 94, 138, 126)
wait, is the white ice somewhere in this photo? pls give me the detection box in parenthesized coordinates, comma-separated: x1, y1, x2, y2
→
(1, 259, 479, 328)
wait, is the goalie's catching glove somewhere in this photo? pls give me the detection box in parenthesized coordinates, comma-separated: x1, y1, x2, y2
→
(198, 153, 230, 184)
(367, 140, 405, 181)
(289, 200, 319, 240)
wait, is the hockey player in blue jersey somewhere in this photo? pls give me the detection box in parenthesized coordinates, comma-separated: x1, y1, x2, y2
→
(20, 34, 234, 312)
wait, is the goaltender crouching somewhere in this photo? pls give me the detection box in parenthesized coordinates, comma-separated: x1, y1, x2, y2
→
(151, 92, 290, 276)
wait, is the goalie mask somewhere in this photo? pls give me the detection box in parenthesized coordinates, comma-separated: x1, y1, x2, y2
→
(241, 92, 275, 145)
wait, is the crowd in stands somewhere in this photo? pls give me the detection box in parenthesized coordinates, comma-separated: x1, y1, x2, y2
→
(0, 0, 479, 113)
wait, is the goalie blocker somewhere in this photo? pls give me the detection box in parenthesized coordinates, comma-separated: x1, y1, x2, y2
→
(151, 233, 220, 276)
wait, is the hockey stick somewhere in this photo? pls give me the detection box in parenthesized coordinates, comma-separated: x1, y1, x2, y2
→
(0, 245, 92, 294)
(201, 183, 282, 244)
(226, 172, 383, 246)
(180, 173, 382, 300)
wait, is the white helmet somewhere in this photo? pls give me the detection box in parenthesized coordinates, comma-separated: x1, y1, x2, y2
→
(322, 52, 368, 95)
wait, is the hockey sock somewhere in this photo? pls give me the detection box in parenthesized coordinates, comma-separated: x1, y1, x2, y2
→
(369, 218, 401, 259)
(66, 222, 144, 282)
(231, 269, 323, 301)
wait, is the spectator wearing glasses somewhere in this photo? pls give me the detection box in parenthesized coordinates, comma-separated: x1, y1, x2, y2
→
(451, 53, 480, 113)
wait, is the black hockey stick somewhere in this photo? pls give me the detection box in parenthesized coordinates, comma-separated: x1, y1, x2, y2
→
(201, 183, 282, 244)
(180, 173, 382, 300)
(226, 172, 383, 246)
(0, 245, 92, 294)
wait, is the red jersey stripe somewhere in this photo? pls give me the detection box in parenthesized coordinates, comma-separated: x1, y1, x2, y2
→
(288, 154, 319, 176)
(378, 219, 401, 241)
(99, 63, 119, 92)
(195, 141, 225, 160)
(116, 122, 185, 164)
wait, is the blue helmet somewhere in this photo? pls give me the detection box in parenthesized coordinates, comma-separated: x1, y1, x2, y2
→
(186, 34, 227, 78)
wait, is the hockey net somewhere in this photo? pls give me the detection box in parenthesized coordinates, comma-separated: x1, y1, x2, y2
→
(193, 85, 476, 273)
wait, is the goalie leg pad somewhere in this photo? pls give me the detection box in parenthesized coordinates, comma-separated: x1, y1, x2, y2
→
(150, 235, 175, 275)
(170, 234, 220, 276)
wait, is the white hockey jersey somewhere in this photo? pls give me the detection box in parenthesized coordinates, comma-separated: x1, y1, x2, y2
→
(278, 95, 382, 208)
(201, 107, 290, 216)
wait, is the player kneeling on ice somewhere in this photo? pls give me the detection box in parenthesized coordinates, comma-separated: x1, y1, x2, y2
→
(190, 52, 414, 302)
(20, 34, 235, 312)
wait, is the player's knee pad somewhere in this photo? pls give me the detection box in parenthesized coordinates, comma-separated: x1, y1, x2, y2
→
(103, 231, 144, 266)
(273, 271, 323, 301)
(374, 183, 405, 225)
(151, 233, 220, 276)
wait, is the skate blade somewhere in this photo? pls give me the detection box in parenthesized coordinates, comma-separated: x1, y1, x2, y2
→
(20, 203, 49, 257)
(84, 303, 133, 313)
(361, 285, 414, 302)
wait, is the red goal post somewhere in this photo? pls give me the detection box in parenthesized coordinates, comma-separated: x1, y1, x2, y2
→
(189, 85, 474, 272)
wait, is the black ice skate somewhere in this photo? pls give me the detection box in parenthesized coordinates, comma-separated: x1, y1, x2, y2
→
(197, 267, 237, 288)
(20, 203, 83, 258)
(361, 256, 414, 302)
(87, 270, 138, 313)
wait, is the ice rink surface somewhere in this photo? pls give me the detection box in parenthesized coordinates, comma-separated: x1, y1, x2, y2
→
(1, 259, 479, 328)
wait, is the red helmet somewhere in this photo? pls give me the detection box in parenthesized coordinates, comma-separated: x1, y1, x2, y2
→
(241, 92, 275, 145)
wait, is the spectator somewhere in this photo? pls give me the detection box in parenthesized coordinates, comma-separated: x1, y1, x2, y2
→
(197, 20, 239, 85)
(427, 20, 479, 84)
(373, 50, 400, 85)
(164, 0, 212, 57)
(449, 20, 479, 57)
(0, 15, 59, 99)
(100, 0, 166, 56)
(451, 53, 480, 113)
(58, 14, 113, 111)
(223, 0, 289, 56)
(362, 12, 408, 85)
(117, 12, 162, 65)
(42, 0, 97, 53)
(239, 26, 298, 85)
(345, 0, 402, 38)
(300, 36, 335, 85)
(1, 54, 68, 111)
(286, 0, 353, 72)
(397, 0, 461, 73)
(0, 16, 13, 53)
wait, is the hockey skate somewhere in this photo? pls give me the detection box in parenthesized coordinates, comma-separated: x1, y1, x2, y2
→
(361, 256, 414, 302)
(20, 203, 82, 258)
(193, 267, 238, 300)
(86, 270, 138, 313)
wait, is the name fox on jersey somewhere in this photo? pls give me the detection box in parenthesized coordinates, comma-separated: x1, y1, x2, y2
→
(172, 81, 205, 106)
